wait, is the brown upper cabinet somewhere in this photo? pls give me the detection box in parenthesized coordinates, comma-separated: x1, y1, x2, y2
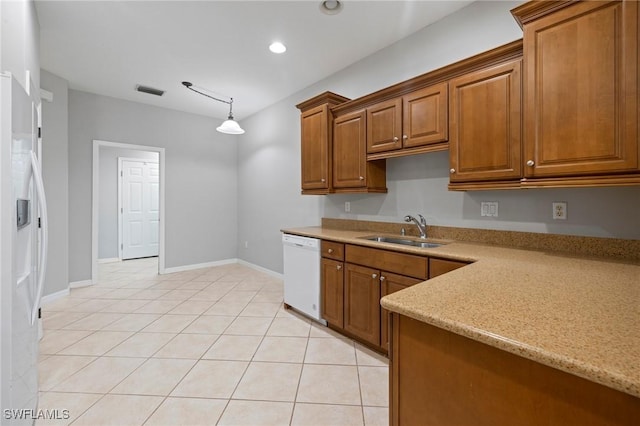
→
(366, 83, 449, 159)
(513, 0, 639, 187)
(448, 59, 523, 189)
(298, 0, 639, 194)
(296, 92, 350, 195)
(333, 110, 387, 193)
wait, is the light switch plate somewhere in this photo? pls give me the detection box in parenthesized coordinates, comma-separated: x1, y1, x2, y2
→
(481, 202, 499, 217)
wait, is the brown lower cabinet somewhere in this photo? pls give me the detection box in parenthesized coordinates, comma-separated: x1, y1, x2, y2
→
(320, 241, 470, 352)
(429, 257, 467, 278)
(380, 272, 422, 351)
(390, 313, 640, 426)
(320, 258, 344, 328)
(344, 264, 381, 346)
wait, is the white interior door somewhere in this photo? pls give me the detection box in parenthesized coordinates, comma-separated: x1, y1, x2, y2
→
(120, 159, 159, 260)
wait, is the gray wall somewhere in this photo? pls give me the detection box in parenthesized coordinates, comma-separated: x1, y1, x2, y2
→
(238, 0, 640, 274)
(98, 147, 159, 260)
(0, 0, 40, 90)
(41, 70, 69, 296)
(68, 90, 238, 282)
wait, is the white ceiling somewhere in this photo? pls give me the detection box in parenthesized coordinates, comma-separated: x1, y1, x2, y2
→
(36, 0, 473, 121)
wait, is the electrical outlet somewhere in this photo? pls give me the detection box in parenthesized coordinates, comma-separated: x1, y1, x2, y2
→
(345, 201, 351, 212)
(552, 202, 567, 220)
(481, 202, 499, 217)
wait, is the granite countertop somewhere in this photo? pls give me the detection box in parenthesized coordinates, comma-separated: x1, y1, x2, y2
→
(282, 226, 640, 398)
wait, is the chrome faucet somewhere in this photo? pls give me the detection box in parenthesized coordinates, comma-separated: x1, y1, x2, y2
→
(404, 214, 427, 239)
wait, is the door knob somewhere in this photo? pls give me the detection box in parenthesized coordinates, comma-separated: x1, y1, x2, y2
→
(527, 160, 535, 167)
(393, 136, 399, 142)
(380, 276, 386, 282)
(372, 274, 377, 279)
(328, 248, 333, 254)
(403, 135, 408, 140)
(337, 265, 342, 270)
(359, 176, 364, 180)
(450, 168, 456, 174)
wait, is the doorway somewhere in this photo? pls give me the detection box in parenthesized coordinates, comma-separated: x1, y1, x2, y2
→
(119, 158, 160, 260)
(91, 140, 166, 284)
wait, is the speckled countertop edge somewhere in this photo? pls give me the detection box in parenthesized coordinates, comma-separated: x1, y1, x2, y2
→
(281, 226, 640, 399)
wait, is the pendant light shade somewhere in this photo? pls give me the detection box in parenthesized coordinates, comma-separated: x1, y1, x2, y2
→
(217, 116, 245, 134)
(182, 81, 245, 135)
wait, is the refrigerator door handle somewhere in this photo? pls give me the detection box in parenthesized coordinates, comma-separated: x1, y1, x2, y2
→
(30, 151, 48, 325)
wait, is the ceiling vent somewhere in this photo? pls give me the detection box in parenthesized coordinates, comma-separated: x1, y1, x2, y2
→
(135, 84, 165, 97)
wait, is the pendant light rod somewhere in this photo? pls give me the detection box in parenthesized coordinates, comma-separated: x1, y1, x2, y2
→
(182, 81, 245, 135)
(181, 81, 232, 106)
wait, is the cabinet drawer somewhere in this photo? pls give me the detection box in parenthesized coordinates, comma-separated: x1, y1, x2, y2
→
(429, 258, 468, 279)
(321, 240, 344, 261)
(345, 245, 428, 280)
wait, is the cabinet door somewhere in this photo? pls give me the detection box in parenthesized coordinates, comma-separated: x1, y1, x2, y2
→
(449, 60, 522, 183)
(381, 272, 421, 352)
(367, 98, 402, 153)
(301, 105, 330, 191)
(523, 0, 638, 178)
(321, 258, 344, 328)
(344, 263, 381, 346)
(403, 83, 448, 148)
(333, 110, 367, 188)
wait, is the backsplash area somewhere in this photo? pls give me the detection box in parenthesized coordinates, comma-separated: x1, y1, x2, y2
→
(322, 218, 640, 262)
(322, 152, 640, 241)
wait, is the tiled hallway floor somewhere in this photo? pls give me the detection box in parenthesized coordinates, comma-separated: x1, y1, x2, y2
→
(38, 258, 389, 425)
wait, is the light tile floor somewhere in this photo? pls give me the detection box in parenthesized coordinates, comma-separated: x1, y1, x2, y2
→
(38, 258, 389, 426)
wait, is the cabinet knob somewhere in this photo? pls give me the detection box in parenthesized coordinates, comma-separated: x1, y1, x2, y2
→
(337, 265, 342, 270)
(328, 248, 333, 254)
(372, 273, 377, 279)
(393, 136, 399, 142)
(527, 160, 535, 167)
(380, 276, 386, 282)
(403, 135, 408, 140)
(321, 178, 326, 182)
(450, 168, 456, 174)
(359, 176, 364, 180)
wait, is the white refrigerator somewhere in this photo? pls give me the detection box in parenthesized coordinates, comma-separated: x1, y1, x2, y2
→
(0, 72, 48, 424)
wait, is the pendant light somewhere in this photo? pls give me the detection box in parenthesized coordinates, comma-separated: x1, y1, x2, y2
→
(182, 81, 245, 135)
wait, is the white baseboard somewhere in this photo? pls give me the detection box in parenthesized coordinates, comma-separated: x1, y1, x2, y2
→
(69, 279, 93, 289)
(237, 259, 283, 279)
(159, 258, 282, 279)
(98, 257, 120, 264)
(40, 288, 70, 306)
(162, 258, 238, 274)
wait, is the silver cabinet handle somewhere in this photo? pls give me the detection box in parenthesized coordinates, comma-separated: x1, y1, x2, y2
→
(328, 248, 333, 254)
(380, 276, 386, 282)
(359, 176, 364, 180)
(450, 168, 456, 174)
(527, 160, 535, 167)
(372, 273, 377, 279)
(337, 265, 342, 270)
(393, 136, 399, 141)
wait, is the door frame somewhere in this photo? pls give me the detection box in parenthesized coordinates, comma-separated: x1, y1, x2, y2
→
(91, 140, 166, 284)
(117, 157, 160, 261)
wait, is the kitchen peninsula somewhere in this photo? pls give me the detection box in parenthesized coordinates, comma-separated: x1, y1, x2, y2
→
(282, 219, 640, 425)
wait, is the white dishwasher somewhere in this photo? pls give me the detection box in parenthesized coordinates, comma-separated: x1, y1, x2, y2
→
(282, 233, 326, 325)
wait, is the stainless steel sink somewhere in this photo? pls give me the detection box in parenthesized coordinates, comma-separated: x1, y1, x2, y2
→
(362, 236, 442, 248)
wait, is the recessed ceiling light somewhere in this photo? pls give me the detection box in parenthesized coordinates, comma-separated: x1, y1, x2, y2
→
(319, 0, 343, 15)
(269, 42, 287, 54)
